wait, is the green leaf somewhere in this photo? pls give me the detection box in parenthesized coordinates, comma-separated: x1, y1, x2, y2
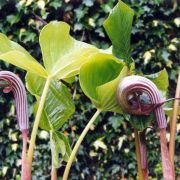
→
(97, 66, 128, 113)
(125, 113, 155, 131)
(103, 1, 134, 63)
(108, 116, 124, 130)
(80, 53, 127, 113)
(145, 69, 169, 92)
(145, 69, 172, 116)
(0, 33, 47, 77)
(163, 99, 180, 116)
(25, 72, 45, 97)
(6, 15, 20, 25)
(50, 131, 72, 168)
(131, 114, 155, 131)
(26, 72, 75, 131)
(39, 21, 99, 80)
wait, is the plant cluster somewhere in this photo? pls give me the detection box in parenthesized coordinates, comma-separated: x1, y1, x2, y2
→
(0, 0, 179, 179)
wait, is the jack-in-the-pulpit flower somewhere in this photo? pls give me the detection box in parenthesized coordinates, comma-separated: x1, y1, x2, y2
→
(0, 71, 30, 180)
(117, 75, 175, 180)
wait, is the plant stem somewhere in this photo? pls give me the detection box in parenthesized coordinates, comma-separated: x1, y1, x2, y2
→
(63, 109, 101, 180)
(134, 129, 144, 180)
(169, 70, 180, 168)
(21, 130, 31, 180)
(139, 140, 148, 180)
(27, 77, 51, 171)
(50, 130, 57, 180)
(160, 129, 175, 179)
(51, 166, 57, 180)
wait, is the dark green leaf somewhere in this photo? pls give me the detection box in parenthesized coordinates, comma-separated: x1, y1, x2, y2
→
(103, 1, 134, 63)
(126, 113, 155, 131)
(108, 116, 124, 130)
(6, 15, 20, 25)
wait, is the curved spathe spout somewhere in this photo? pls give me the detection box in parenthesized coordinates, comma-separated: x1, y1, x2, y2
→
(0, 71, 30, 180)
(0, 71, 29, 131)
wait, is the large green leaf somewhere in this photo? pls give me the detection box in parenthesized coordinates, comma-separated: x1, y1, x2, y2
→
(50, 131, 72, 168)
(97, 66, 128, 113)
(79, 53, 127, 113)
(26, 72, 75, 130)
(0, 33, 47, 77)
(103, 1, 134, 62)
(39, 21, 99, 80)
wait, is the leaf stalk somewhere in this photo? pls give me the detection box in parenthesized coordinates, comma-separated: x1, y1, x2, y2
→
(27, 77, 51, 171)
(51, 166, 57, 180)
(134, 129, 144, 180)
(63, 109, 101, 180)
(169, 70, 180, 169)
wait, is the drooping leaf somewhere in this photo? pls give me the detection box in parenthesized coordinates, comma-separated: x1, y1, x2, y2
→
(39, 21, 99, 80)
(80, 53, 127, 113)
(145, 69, 169, 92)
(103, 1, 134, 63)
(0, 33, 47, 77)
(26, 72, 75, 131)
(50, 131, 72, 168)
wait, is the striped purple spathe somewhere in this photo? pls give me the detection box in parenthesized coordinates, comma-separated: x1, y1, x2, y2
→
(0, 71, 29, 131)
(117, 75, 167, 129)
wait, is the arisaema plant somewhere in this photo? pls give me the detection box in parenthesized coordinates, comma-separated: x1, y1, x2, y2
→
(63, 1, 177, 180)
(62, 1, 134, 179)
(116, 75, 175, 179)
(0, 0, 178, 179)
(63, 54, 128, 179)
(0, 20, 99, 179)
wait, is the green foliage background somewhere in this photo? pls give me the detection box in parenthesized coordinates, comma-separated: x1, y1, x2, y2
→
(0, 0, 179, 179)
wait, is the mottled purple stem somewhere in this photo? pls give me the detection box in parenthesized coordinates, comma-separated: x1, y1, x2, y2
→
(140, 139, 148, 180)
